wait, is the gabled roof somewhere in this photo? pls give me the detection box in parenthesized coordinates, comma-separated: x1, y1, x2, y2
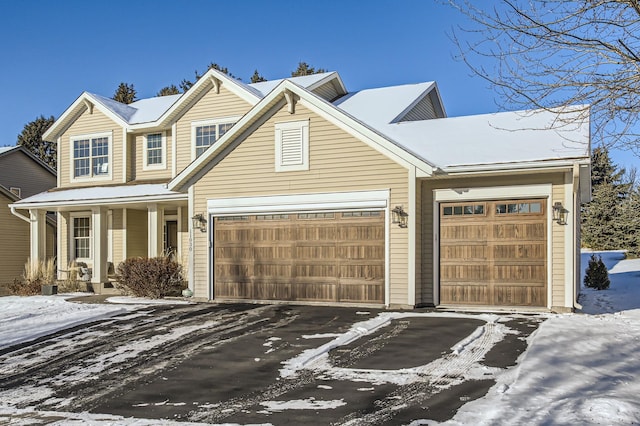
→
(335, 82, 445, 125)
(168, 80, 439, 192)
(44, 70, 348, 139)
(0, 145, 56, 175)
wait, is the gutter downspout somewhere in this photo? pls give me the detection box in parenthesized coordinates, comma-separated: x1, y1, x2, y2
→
(10, 206, 31, 223)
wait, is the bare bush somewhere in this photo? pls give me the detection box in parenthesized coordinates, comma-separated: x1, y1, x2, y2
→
(115, 257, 183, 299)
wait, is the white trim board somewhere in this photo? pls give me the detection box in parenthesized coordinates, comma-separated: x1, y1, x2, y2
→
(207, 190, 390, 215)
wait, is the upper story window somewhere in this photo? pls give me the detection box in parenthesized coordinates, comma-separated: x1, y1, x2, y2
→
(143, 132, 166, 170)
(191, 118, 238, 159)
(71, 132, 111, 181)
(275, 120, 309, 172)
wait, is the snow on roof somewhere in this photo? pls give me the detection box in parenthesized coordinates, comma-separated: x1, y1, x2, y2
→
(378, 107, 590, 168)
(249, 72, 336, 97)
(127, 94, 182, 124)
(88, 93, 137, 123)
(13, 183, 186, 207)
(335, 82, 436, 127)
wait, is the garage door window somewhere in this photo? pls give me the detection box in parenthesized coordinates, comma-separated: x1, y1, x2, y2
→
(342, 211, 381, 217)
(256, 214, 290, 220)
(496, 201, 542, 215)
(299, 212, 335, 219)
(217, 215, 249, 221)
(442, 203, 485, 216)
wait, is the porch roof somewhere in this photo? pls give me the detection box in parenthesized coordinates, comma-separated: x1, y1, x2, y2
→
(10, 184, 187, 210)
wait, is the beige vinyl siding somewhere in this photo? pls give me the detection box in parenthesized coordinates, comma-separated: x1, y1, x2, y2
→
(421, 172, 566, 307)
(192, 103, 409, 304)
(175, 85, 253, 173)
(0, 195, 30, 285)
(179, 206, 189, 270)
(59, 108, 123, 188)
(111, 209, 125, 266)
(58, 212, 69, 276)
(415, 178, 424, 304)
(46, 223, 56, 260)
(131, 129, 173, 181)
(126, 209, 148, 257)
(551, 180, 566, 307)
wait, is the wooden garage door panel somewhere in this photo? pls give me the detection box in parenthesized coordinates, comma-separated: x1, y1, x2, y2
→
(440, 199, 547, 307)
(214, 212, 384, 304)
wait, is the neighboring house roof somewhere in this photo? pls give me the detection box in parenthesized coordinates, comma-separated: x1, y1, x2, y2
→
(43, 70, 348, 140)
(11, 183, 187, 209)
(0, 145, 56, 176)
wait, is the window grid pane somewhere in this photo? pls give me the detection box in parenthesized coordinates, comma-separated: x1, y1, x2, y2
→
(73, 140, 90, 177)
(73, 217, 90, 259)
(147, 133, 163, 165)
(195, 125, 216, 157)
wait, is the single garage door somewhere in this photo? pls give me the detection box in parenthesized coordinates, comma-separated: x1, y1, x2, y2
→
(213, 211, 385, 303)
(440, 199, 547, 307)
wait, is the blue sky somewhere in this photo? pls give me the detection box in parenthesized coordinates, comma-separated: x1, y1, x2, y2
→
(0, 0, 636, 171)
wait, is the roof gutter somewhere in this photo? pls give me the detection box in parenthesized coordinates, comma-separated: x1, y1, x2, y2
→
(441, 158, 590, 175)
(10, 206, 30, 223)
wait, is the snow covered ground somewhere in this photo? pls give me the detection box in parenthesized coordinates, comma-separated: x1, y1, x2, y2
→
(423, 250, 640, 425)
(1, 250, 639, 425)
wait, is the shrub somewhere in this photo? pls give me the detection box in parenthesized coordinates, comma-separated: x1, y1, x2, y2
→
(115, 256, 183, 299)
(57, 261, 83, 293)
(9, 258, 56, 296)
(584, 254, 611, 290)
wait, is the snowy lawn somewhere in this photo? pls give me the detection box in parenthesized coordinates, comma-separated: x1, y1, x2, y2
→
(0, 294, 137, 350)
(425, 250, 640, 425)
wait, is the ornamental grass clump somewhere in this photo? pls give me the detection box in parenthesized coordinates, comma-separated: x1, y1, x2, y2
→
(8, 258, 56, 296)
(583, 254, 611, 291)
(115, 256, 183, 298)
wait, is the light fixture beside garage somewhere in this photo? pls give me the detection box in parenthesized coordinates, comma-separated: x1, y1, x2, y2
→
(552, 202, 569, 225)
(191, 213, 207, 232)
(391, 205, 408, 228)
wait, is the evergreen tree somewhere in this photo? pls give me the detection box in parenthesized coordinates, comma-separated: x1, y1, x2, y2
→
(250, 69, 266, 83)
(156, 85, 180, 97)
(582, 147, 631, 250)
(16, 115, 56, 169)
(291, 62, 326, 77)
(583, 254, 610, 290)
(179, 63, 237, 92)
(112, 82, 137, 104)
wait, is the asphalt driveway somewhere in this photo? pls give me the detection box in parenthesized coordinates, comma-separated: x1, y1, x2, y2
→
(0, 302, 543, 425)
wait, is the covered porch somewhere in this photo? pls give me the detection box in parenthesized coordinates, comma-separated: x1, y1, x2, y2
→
(11, 184, 188, 294)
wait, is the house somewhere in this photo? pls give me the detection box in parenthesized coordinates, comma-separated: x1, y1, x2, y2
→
(12, 69, 591, 311)
(0, 146, 56, 288)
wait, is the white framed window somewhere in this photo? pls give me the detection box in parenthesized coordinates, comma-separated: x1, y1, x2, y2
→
(191, 117, 238, 159)
(71, 214, 91, 260)
(70, 132, 112, 181)
(143, 132, 166, 170)
(275, 120, 309, 172)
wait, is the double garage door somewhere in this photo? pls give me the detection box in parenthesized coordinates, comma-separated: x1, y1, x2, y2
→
(213, 211, 385, 304)
(440, 199, 547, 307)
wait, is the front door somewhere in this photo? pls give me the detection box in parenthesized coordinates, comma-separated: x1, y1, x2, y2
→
(164, 220, 178, 258)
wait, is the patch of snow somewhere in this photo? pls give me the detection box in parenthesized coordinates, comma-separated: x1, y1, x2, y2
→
(317, 385, 333, 390)
(426, 250, 640, 425)
(260, 397, 346, 412)
(0, 295, 135, 350)
(106, 296, 191, 305)
(301, 333, 342, 339)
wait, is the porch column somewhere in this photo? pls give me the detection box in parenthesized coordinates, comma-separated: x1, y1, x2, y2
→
(29, 209, 46, 270)
(148, 204, 164, 257)
(91, 206, 108, 284)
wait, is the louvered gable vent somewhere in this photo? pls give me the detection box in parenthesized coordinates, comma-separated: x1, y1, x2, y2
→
(275, 120, 309, 172)
(280, 127, 303, 166)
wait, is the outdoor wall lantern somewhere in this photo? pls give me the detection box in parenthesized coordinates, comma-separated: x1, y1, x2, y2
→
(391, 206, 409, 228)
(552, 202, 569, 225)
(191, 213, 208, 232)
